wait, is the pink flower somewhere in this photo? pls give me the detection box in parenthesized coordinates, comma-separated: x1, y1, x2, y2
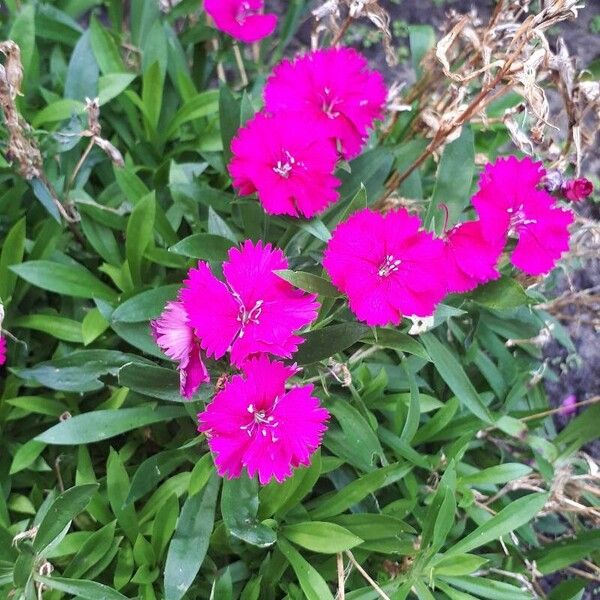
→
(151, 301, 209, 400)
(443, 220, 503, 294)
(229, 112, 341, 218)
(559, 394, 577, 417)
(204, 0, 277, 43)
(562, 178, 593, 202)
(472, 156, 574, 276)
(323, 208, 446, 326)
(0, 336, 6, 366)
(198, 356, 329, 484)
(181, 240, 319, 366)
(264, 48, 387, 160)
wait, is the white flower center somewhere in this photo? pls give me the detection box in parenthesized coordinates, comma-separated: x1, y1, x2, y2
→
(273, 150, 297, 178)
(235, 1, 257, 24)
(507, 204, 537, 233)
(236, 299, 263, 338)
(377, 254, 402, 277)
(241, 402, 280, 442)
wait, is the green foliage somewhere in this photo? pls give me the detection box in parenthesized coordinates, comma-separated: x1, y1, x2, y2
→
(0, 2, 596, 600)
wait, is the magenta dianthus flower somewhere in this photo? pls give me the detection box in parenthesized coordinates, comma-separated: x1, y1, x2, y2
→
(323, 208, 446, 326)
(204, 0, 277, 43)
(0, 336, 6, 366)
(473, 156, 574, 276)
(443, 220, 503, 294)
(181, 240, 319, 366)
(264, 48, 387, 160)
(198, 356, 329, 484)
(152, 301, 209, 400)
(229, 112, 341, 218)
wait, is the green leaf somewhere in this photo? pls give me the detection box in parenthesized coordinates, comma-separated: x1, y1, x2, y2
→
(9, 5, 35, 80)
(126, 193, 156, 287)
(365, 328, 430, 360)
(65, 30, 99, 101)
(82, 308, 110, 345)
(425, 125, 475, 231)
(169, 233, 235, 261)
(295, 323, 370, 365)
(63, 521, 117, 579)
(107, 449, 138, 543)
(0, 217, 26, 301)
(432, 554, 489, 577)
(470, 277, 530, 310)
(278, 538, 335, 600)
(399, 361, 420, 443)
(275, 270, 339, 298)
(12, 314, 83, 343)
(31, 99, 85, 127)
(221, 476, 277, 548)
(408, 25, 436, 76)
(36, 406, 186, 445)
(142, 61, 164, 131)
(99, 73, 137, 105)
(219, 85, 241, 165)
(11, 260, 115, 300)
(126, 451, 188, 505)
(421, 333, 493, 424)
(34, 484, 99, 554)
(35, 575, 128, 600)
(309, 462, 410, 520)
(338, 148, 394, 204)
(325, 397, 384, 472)
(165, 90, 220, 139)
(118, 363, 199, 402)
(9, 440, 46, 475)
(447, 493, 549, 556)
(16, 350, 141, 393)
(282, 522, 363, 553)
(112, 285, 180, 323)
(459, 464, 533, 486)
(164, 474, 220, 600)
(89, 15, 126, 74)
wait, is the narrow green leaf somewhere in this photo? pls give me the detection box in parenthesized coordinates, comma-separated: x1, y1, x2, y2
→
(282, 522, 363, 554)
(275, 270, 339, 298)
(34, 484, 99, 554)
(36, 406, 186, 445)
(11, 260, 116, 300)
(221, 477, 277, 548)
(0, 217, 26, 301)
(447, 493, 549, 556)
(164, 474, 220, 600)
(35, 575, 128, 600)
(278, 538, 335, 600)
(126, 193, 155, 287)
(295, 323, 370, 365)
(421, 333, 493, 424)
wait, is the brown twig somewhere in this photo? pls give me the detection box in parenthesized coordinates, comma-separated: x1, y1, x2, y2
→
(345, 551, 391, 600)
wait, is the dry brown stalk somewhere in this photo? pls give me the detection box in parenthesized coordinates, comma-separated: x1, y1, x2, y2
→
(0, 40, 77, 223)
(374, 0, 594, 205)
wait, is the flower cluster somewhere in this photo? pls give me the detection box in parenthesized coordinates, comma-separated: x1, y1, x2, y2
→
(153, 240, 328, 484)
(229, 47, 387, 218)
(204, 0, 278, 43)
(324, 156, 575, 326)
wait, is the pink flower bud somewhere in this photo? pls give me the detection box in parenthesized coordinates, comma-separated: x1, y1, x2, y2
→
(562, 178, 594, 202)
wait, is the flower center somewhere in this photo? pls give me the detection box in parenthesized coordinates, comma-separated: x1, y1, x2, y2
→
(507, 204, 537, 232)
(273, 150, 297, 179)
(377, 254, 402, 277)
(322, 87, 341, 119)
(235, 1, 257, 24)
(237, 299, 263, 337)
(241, 403, 280, 442)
